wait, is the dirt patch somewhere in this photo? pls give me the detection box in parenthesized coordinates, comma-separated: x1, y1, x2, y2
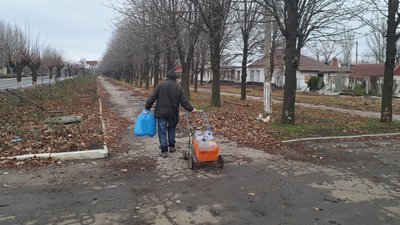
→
(280, 135, 400, 163)
(106, 156, 157, 173)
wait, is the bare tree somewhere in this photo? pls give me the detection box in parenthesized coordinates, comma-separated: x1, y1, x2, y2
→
(145, 0, 203, 98)
(257, 0, 351, 124)
(190, 0, 233, 107)
(365, 24, 386, 63)
(42, 46, 58, 79)
(79, 58, 86, 75)
(381, 0, 400, 122)
(54, 50, 64, 82)
(0, 21, 14, 74)
(232, 0, 263, 100)
(357, 0, 400, 122)
(306, 40, 340, 64)
(340, 29, 356, 66)
(0, 21, 7, 69)
(3, 24, 31, 85)
(191, 32, 209, 92)
(27, 42, 41, 85)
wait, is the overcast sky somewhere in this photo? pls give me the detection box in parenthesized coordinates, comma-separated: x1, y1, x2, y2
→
(0, 0, 117, 62)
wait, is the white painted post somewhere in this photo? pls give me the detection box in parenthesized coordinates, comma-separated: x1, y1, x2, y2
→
(264, 9, 272, 114)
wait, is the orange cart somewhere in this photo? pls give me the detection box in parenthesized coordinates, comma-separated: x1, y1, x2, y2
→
(183, 111, 223, 170)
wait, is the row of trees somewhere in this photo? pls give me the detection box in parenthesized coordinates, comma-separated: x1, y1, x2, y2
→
(100, 0, 399, 124)
(0, 20, 85, 85)
(99, 0, 267, 104)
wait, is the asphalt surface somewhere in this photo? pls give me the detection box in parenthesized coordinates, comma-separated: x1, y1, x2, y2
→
(0, 76, 73, 90)
(0, 77, 399, 225)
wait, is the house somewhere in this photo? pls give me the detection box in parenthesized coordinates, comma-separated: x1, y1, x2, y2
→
(203, 52, 261, 84)
(203, 49, 350, 91)
(349, 64, 400, 95)
(220, 54, 242, 83)
(248, 49, 351, 91)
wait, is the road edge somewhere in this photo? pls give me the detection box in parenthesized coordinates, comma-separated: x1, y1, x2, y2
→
(282, 132, 400, 143)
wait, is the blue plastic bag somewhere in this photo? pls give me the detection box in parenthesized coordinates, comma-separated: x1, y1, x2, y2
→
(134, 110, 156, 137)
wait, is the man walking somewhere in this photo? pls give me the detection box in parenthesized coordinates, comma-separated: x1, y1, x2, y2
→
(145, 69, 198, 158)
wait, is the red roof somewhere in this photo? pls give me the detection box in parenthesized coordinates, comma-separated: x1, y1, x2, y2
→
(350, 64, 400, 78)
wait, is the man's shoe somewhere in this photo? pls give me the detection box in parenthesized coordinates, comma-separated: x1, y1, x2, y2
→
(169, 147, 176, 153)
(160, 152, 168, 158)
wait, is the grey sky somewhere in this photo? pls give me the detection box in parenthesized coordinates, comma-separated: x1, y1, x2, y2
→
(0, 0, 117, 62)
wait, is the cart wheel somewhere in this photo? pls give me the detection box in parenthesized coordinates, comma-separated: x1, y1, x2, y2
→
(187, 146, 195, 169)
(182, 149, 188, 160)
(189, 154, 196, 170)
(217, 155, 224, 168)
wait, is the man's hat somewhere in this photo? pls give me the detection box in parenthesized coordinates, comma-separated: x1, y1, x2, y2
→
(167, 69, 176, 80)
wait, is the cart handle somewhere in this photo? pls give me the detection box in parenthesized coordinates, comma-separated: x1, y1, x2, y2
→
(184, 110, 210, 131)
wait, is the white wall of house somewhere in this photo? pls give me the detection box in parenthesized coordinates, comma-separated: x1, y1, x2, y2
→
(297, 71, 312, 90)
(248, 68, 265, 83)
(272, 67, 285, 87)
(0, 67, 7, 75)
(221, 68, 242, 83)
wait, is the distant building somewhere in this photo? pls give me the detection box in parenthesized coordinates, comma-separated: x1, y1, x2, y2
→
(203, 52, 261, 84)
(86, 60, 98, 75)
(349, 64, 400, 95)
(203, 49, 350, 91)
(248, 49, 350, 91)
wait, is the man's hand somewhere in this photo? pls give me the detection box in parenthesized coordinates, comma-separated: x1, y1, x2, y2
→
(192, 108, 203, 113)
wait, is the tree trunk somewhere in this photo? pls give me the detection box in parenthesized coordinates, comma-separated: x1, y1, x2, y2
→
(153, 47, 161, 88)
(177, 38, 195, 99)
(15, 63, 24, 83)
(49, 66, 54, 80)
(166, 46, 174, 73)
(144, 56, 150, 89)
(69, 68, 72, 77)
(194, 72, 198, 92)
(381, 0, 398, 122)
(241, 40, 249, 100)
(29, 64, 40, 84)
(281, 0, 299, 124)
(56, 67, 62, 82)
(210, 32, 222, 107)
(200, 56, 205, 86)
(181, 61, 191, 99)
(31, 69, 38, 84)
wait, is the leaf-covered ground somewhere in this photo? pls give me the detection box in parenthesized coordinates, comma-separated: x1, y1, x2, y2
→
(1, 77, 399, 168)
(201, 83, 400, 113)
(0, 76, 130, 168)
(111, 80, 400, 156)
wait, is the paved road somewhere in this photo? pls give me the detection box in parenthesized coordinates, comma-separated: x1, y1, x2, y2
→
(0, 77, 399, 225)
(0, 76, 73, 90)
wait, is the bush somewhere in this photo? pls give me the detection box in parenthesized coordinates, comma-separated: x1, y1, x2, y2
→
(307, 76, 325, 90)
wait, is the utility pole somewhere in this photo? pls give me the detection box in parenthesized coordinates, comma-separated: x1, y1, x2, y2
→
(356, 41, 358, 64)
(264, 9, 272, 113)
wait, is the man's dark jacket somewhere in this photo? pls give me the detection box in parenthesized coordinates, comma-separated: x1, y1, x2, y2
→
(145, 79, 193, 125)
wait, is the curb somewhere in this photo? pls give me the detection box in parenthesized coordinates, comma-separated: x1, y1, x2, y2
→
(282, 132, 400, 143)
(2, 82, 109, 161)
